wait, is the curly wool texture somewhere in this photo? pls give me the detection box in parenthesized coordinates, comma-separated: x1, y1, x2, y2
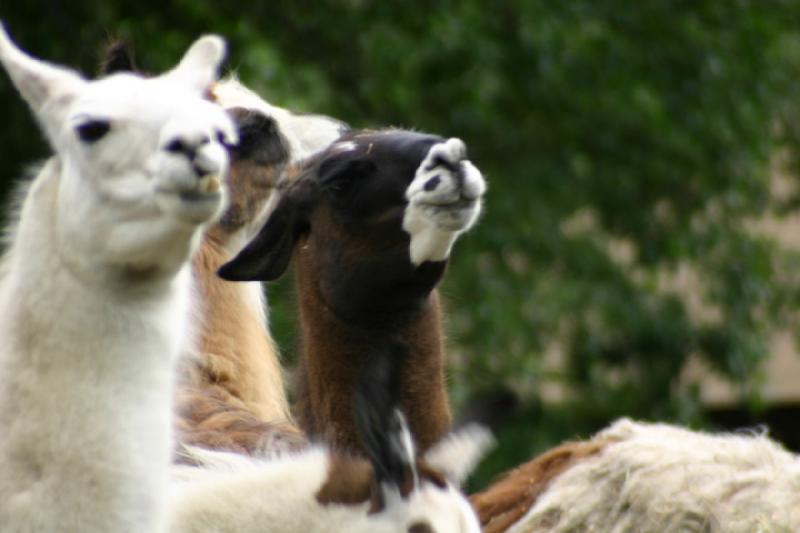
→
(510, 418, 800, 533)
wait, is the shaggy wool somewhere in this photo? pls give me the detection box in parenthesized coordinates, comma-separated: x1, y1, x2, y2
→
(509, 418, 800, 533)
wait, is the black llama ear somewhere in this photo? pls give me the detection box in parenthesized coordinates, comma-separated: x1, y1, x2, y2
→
(354, 340, 416, 498)
(218, 186, 310, 282)
(98, 39, 139, 75)
(317, 155, 377, 200)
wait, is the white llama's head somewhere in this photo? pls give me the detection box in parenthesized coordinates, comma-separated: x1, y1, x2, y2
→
(0, 23, 237, 271)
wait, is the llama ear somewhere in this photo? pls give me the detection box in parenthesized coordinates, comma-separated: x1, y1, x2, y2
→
(218, 191, 307, 281)
(0, 22, 86, 133)
(422, 424, 495, 486)
(163, 34, 226, 94)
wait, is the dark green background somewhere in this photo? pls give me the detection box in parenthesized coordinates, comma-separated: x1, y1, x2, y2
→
(3, 1, 800, 489)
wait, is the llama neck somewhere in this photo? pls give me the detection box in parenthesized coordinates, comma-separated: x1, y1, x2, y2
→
(188, 236, 290, 421)
(294, 258, 452, 454)
(0, 162, 191, 532)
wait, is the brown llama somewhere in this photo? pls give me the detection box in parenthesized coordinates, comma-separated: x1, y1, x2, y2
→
(219, 129, 486, 455)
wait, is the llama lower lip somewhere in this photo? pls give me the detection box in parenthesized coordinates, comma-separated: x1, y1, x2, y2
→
(178, 190, 221, 202)
(418, 198, 476, 210)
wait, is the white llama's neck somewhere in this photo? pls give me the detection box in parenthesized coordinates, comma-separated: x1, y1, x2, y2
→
(0, 160, 196, 532)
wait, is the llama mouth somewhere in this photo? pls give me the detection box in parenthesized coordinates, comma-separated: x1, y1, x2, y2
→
(178, 189, 222, 203)
(416, 197, 477, 211)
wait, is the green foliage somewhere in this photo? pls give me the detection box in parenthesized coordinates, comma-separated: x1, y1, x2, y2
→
(3, 0, 800, 489)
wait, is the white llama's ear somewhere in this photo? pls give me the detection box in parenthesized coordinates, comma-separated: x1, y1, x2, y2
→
(0, 22, 85, 123)
(422, 424, 495, 486)
(163, 35, 226, 94)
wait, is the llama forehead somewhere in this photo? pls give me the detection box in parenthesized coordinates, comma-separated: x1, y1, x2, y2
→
(346, 131, 444, 161)
(322, 131, 445, 185)
(68, 73, 231, 130)
(213, 78, 346, 162)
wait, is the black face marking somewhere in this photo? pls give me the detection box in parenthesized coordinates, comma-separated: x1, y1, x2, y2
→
(227, 107, 288, 166)
(424, 175, 441, 192)
(76, 120, 111, 143)
(319, 131, 444, 222)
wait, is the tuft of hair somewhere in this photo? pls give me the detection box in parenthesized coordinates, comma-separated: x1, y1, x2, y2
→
(98, 38, 139, 75)
(424, 424, 495, 487)
(353, 340, 416, 489)
(506, 418, 800, 532)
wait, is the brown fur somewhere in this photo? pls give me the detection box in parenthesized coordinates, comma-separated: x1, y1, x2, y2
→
(292, 227, 452, 455)
(175, 387, 304, 461)
(219, 131, 464, 459)
(469, 439, 611, 533)
(188, 238, 288, 421)
(315, 455, 450, 513)
(175, 114, 303, 455)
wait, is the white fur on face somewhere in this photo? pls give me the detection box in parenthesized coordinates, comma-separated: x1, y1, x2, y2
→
(213, 79, 347, 163)
(0, 27, 238, 271)
(403, 138, 486, 265)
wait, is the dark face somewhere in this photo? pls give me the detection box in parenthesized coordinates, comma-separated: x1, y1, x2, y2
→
(219, 129, 450, 323)
(209, 106, 290, 238)
(318, 130, 443, 224)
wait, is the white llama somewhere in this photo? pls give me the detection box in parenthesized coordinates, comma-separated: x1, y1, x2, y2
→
(0, 23, 236, 533)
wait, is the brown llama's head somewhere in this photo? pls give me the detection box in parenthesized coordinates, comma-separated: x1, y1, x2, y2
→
(218, 129, 486, 325)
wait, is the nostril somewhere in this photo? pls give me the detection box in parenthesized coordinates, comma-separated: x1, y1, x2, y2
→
(192, 163, 211, 177)
(424, 176, 441, 192)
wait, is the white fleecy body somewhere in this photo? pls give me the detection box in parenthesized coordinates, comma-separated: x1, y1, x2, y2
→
(169, 446, 483, 533)
(0, 25, 235, 533)
(0, 170, 192, 531)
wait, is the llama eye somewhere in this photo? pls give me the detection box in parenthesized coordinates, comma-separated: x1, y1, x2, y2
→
(76, 120, 111, 143)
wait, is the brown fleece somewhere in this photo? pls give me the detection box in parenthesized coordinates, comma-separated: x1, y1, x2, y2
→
(469, 439, 611, 533)
(175, 126, 300, 455)
(292, 233, 452, 455)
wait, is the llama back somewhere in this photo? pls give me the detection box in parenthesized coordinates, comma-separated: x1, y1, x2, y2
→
(473, 418, 800, 533)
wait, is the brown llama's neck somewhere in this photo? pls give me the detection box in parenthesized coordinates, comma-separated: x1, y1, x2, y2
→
(187, 237, 291, 422)
(292, 247, 452, 454)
